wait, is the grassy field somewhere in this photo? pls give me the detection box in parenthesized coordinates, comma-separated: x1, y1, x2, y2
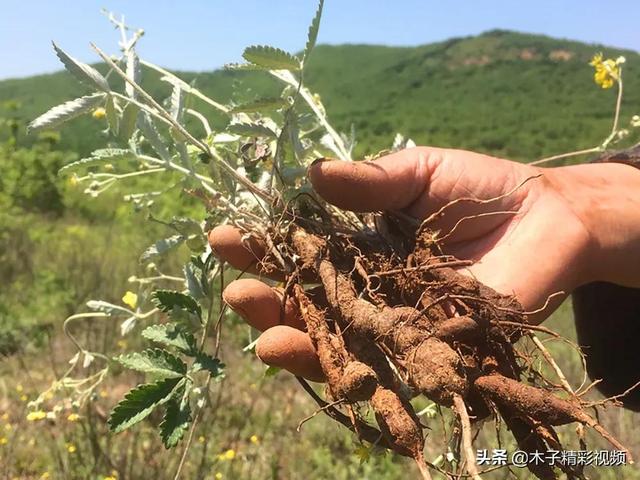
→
(0, 30, 639, 479)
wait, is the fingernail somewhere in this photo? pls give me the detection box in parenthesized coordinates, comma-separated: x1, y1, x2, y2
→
(310, 157, 329, 167)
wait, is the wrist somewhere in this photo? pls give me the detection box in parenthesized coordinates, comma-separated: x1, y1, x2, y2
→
(547, 162, 640, 287)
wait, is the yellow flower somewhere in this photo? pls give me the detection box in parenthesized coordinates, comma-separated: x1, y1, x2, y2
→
(122, 291, 138, 309)
(0, 437, 7, 446)
(92, 107, 107, 119)
(218, 449, 235, 461)
(4, 424, 11, 431)
(589, 52, 621, 89)
(104, 163, 114, 171)
(68, 175, 79, 187)
(1, 413, 8, 421)
(215, 473, 223, 480)
(99, 390, 108, 398)
(354, 444, 371, 464)
(20, 395, 28, 402)
(198, 436, 205, 444)
(117, 340, 127, 349)
(104, 476, 117, 480)
(250, 435, 259, 444)
(15, 384, 23, 393)
(40, 473, 50, 479)
(26, 411, 47, 422)
(67, 443, 77, 454)
(67, 413, 81, 422)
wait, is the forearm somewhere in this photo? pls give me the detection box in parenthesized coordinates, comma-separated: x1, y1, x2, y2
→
(550, 162, 640, 287)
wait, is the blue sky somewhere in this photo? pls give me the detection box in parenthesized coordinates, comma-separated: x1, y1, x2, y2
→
(1, 1, 639, 80)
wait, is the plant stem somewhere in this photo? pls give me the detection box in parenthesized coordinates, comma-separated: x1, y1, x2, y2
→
(530, 70, 625, 166)
(140, 60, 230, 114)
(528, 147, 600, 166)
(91, 43, 273, 203)
(270, 70, 351, 161)
(452, 394, 482, 480)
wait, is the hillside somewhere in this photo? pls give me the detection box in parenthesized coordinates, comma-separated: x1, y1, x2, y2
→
(2, 30, 639, 160)
(2, 29, 640, 480)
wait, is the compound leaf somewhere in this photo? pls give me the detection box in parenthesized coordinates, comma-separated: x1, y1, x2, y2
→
(28, 94, 105, 133)
(227, 122, 277, 139)
(140, 235, 185, 263)
(59, 148, 134, 175)
(108, 377, 181, 433)
(242, 45, 300, 71)
(52, 42, 110, 92)
(230, 97, 289, 113)
(303, 0, 324, 63)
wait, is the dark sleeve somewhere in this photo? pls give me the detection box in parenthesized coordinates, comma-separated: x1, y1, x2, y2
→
(572, 282, 640, 411)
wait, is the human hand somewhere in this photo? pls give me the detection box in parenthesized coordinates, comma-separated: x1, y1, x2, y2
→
(208, 146, 640, 381)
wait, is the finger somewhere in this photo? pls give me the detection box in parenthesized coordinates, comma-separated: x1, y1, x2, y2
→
(208, 224, 285, 279)
(309, 147, 534, 236)
(256, 325, 325, 382)
(308, 148, 431, 213)
(223, 279, 305, 331)
(208, 224, 264, 271)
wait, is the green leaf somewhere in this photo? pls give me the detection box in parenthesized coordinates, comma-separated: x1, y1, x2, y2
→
(125, 50, 140, 99)
(227, 122, 277, 139)
(28, 94, 106, 133)
(140, 235, 185, 263)
(223, 62, 266, 71)
(52, 42, 110, 92)
(105, 95, 119, 135)
(264, 366, 281, 378)
(160, 399, 191, 448)
(169, 83, 184, 122)
(86, 299, 133, 316)
(116, 349, 187, 379)
(169, 217, 202, 237)
(108, 377, 181, 433)
(152, 290, 201, 318)
(142, 324, 196, 355)
(138, 113, 172, 162)
(92, 148, 132, 157)
(303, 0, 324, 63)
(242, 45, 300, 71)
(58, 148, 134, 175)
(184, 261, 206, 300)
(230, 97, 289, 113)
(119, 102, 139, 142)
(192, 353, 224, 377)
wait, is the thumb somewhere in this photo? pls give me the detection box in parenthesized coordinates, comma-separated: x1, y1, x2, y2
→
(308, 147, 433, 212)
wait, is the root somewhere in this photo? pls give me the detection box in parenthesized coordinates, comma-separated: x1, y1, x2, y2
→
(452, 394, 482, 480)
(296, 398, 345, 432)
(475, 373, 633, 463)
(529, 334, 575, 396)
(246, 197, 634, 480)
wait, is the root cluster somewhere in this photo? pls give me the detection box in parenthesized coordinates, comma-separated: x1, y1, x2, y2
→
(246, 203, 633, 480)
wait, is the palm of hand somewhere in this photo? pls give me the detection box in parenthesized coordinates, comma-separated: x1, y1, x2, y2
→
(209, 147, 592, 379)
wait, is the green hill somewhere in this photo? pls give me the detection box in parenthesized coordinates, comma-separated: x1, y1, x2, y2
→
(2, 29, 639, 160)
(2, 30, 640, 480)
